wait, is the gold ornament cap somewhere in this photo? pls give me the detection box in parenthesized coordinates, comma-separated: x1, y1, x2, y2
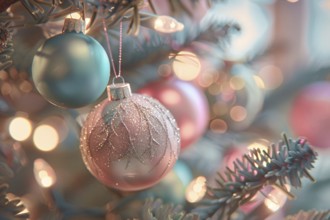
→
(62, 18, 85, 33)
(107, 83, 132, 101)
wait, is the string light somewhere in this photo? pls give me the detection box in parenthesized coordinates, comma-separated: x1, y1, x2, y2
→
(33, 158, 57, 188)
(185, 176, 207, 203)
(153, 15, 184, 33)
(9, 116, 32, 141)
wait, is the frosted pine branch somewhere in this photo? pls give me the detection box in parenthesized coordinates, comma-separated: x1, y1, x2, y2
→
(193, 134, 317, 220)
(285, 210, 330, 220)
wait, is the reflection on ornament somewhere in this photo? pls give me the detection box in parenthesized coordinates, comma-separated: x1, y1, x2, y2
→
(138, 77, 209, 149)
(9, 116, 32, 141)
(33, 158, 57, 188)
(80, 83, 180, 191)
(33, 124, 59, 152)
(253, 75, 265, 89)
(172, 51, 201, 81)
(32, 18, 110, 108)
(185, 176, 207, 203)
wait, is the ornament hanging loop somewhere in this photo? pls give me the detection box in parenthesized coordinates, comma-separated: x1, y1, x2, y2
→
(112, 75, 125, 85)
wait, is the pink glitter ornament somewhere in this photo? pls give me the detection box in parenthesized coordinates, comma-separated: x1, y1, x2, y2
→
(80, 82, 180, 191)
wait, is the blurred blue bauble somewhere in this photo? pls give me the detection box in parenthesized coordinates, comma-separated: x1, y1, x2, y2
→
(32, 32, 110, 108)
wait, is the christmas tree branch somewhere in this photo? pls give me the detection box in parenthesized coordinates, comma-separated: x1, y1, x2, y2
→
(0, 141, 28, 219)
(141, 199, 198, 220)
(285, 210, 330, 220)
(192, 134, 317, 220)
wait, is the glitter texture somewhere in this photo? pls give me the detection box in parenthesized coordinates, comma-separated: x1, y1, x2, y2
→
(80, 84, 180, 191)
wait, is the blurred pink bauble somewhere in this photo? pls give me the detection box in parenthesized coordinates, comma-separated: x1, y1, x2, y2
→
(138, 77, 209, 150)
(80, 83, 180, 191)
(290, 82, 330, 149)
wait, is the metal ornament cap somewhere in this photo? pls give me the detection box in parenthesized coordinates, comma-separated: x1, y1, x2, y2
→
(62, 18, 85, 33)
(107, 83, 132, 101)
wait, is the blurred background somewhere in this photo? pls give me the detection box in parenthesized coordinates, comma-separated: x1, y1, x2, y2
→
(1, 0, 330, 219)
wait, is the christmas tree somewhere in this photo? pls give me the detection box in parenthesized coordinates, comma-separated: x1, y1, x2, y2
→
(1, 0, 330, 219)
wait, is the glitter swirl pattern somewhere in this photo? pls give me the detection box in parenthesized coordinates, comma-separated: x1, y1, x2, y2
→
(80, 94, 180, 191)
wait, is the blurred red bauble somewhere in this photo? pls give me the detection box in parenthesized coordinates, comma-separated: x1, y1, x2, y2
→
(138, 77, 209, 150)
(290, 82, 330, 149)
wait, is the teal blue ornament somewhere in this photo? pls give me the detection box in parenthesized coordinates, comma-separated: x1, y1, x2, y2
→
(32, 18, 110, 108)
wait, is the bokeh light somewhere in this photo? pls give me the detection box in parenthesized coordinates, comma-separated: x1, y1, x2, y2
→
(180, 121, 195, 140)
(172, 51, 201, 81)
(210, 119, 228, 134)
(212, 102, 229, 116)
(230, 105, 247, 122)
(258, 65, 283, 90)
(248, 139, 270, 151)
(229, 76, 245, 90)
(33, 158, 57, 188)
(185, 176, 207, 203)
(33, 124, 59, 152)
(9, 117, 32, 141)
(160, 88, 181, 106)
(197, 68, 219, 88)
(264, 185, 290, 212)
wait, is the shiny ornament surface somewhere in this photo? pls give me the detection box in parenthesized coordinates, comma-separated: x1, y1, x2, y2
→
(290, 82, 330, 149)
(138, 77, 209, 149)
(32, 21, 110, 108)
(80, 83, 180, 191)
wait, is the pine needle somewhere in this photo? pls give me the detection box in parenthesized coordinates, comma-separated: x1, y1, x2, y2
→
(192, 134, 318, 220)
(285, 210, 330, 220)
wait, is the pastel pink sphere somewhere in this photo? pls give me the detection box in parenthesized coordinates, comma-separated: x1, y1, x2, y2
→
(138, 77, 209, 150)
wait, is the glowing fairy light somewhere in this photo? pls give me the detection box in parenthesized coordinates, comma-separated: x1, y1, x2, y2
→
(210, 119, 228, 134)
(173, 51, 201, 81)
(33, 158, 57, 188)
(33, 124, 59, 152)
(154, 16, 184, 33)
(230, 105, 247, 122)
(9, 117, 32, 141)
(185, 176, 207, 203)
